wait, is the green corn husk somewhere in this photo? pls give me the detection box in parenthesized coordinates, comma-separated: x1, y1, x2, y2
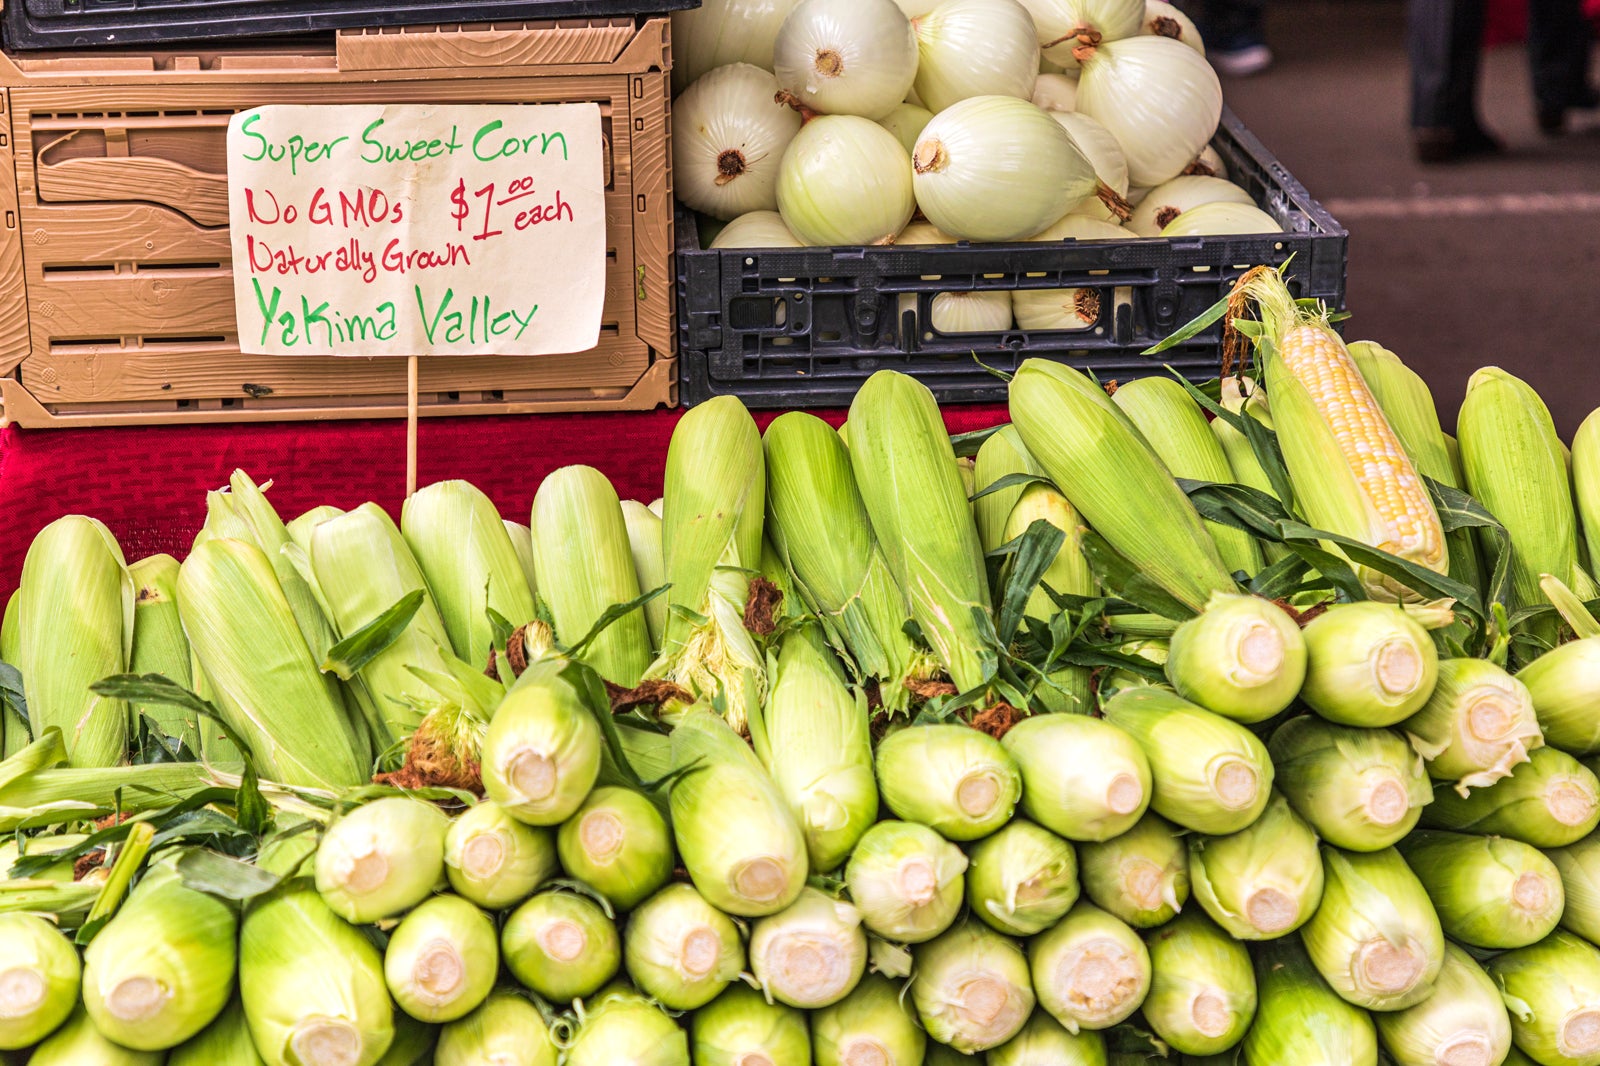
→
(445, 799, 559, 911)
(758, 539, 806, 625)
(480, 659, 605, 827)
(651, 396, 767, 735)
(1030, 901, 1150, 1033)
(749, 630, 878, 872)
(1112, 376, 1264, 577)
(1163, 593, 1307, 724)
(402, 480, 538, 666)
(690, 985, 811, 1066)
(1096, 636, 1171, 706)
(308, 502, 457, 745)
(565, 987, 690, 1066)
(0, 833, 85, 882)
(988, 1011, 1107, 1065)
(1210, 376, 1277, 493)
(177, 537, 366, 788)
(0, 592, 20, 759)
(1000, 713, 1151, 842)
(670, 706, 808, 917)
(503, 520, 540, 598)
(848, 371, 994, 691)
(1299, 601, 1439, 727)
(974, 424, 1046, 554)
(1242, 936, 1378, 1066)
(925, 1042, 978, 1064)
(1101, 688, 1274, 836)
(1374, 943, 1511, 1066)
(28, 1004, 164, 1066)
(1009, 358, 1237, 612)
(844, 819, 967, 943)
(763, 411, 936, 713)
(127, 554, 199, 750)
(374, 1013, 436, 1066)
(875, 724, 1021, 842)
(812, 974, 926, 1066)
(966, 818, 1080, 937)
(1348, 341, 1458, 487)
(1077, 811, 1189, 928)
(240, 879, 395, 1066)
(0, 761, 211, 833)
(556, 786, 672, 910)
(382, 895, 498, 1024)
(1268, 716, 1432, 851)
(911, 922, 1035, 1053)
(1460, 367, 1598, 654)
(0, 589, 18, 666)
(1552, 836, 1600, 947)
(82, 858, 236, 1050)
(1395, 830, 1564, 950)
(625, 883, 744, 1011)
(16, 516, 132, 768)
(1188, 790, 1324, 941)
(285, 505, 344, 553)
(1142, 911, 1256, 1056)
(1519, 636, 1600, 755)
(169, 996, 266, 1066)
(1402, 656, 1542, 795)
(1300, 846, 1444, 1011)
(0, 913, 79, 1050)
(1000, 485, 1096, 712)
(749, 886, 867, 1009)
(436, 991, 557, 1066)
(501, 891, 620, 1002)
(314, 796, 449, 924)
(531, 466, 652, 687)
(1421, 744, 1600, 848)
(1576, 408, 1600, 577)
(1488, 932, 1600, 1066)
(619, 501, 668, 653)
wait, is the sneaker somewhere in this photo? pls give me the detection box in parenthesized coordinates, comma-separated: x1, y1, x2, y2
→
(1210, 42, 1274, 77)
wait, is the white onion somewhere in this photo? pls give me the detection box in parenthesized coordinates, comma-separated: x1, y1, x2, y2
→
(1049, 111, 1129, 222)
(1030, 213, 1128, 240)
(1032, 72, 1080, 111)
(1126, 184, 1152, 206)
(931, 291, 1014, 333)
(710, 210, 805, 248)
(774, 0, 919, 120)
(778, 115, 916, 245)
(672, 0, 802, 93)
(1075, 35, 1223, 186)
(1127, 174, 1252, 236)
(674, 64, 805, 221)
(892, 0, 939, 17)
(1161, 201, 1281, 236)
(914, 95, 1108, 241)
(1013, 287, 1102, 330)
(911, 0, 1040, 113)
(879, 102, 935, 156)
(1041, 53, 1070, 74)
(1188, 144, 1229, 180)
(1142, 0, 1205, 54)
(1017, 0, 1146, 70)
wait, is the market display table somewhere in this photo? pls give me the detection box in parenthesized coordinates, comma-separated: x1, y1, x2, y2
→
(0, 405, 1011, 602)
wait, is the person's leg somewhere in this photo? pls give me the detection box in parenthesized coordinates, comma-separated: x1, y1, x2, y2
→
(1527, 0, 1597, 130)
(1409, 0, 1501, 158)
(1202, 0, 1274, 76)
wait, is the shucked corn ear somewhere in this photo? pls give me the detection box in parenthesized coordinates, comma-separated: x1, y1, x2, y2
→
(178, 537, 366, 789)
(651, 397, 767, 733)
(127, 554, 199, 752)
(1238, 270, 1447, 597)
(1112, 376, 1264, 577)
(403, 480, 538, 667)
(15, 516, 132, 768)
(764, 410, 937, 710)
(531, 467, 651, 687)
(1009, 359, 1236, 613)
(849, 370, 995, 691)
(974, 424, 1045, 554)
(1348, 341, 1458, 489)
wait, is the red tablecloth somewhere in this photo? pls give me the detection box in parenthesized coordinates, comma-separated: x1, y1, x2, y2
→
(0, 405, 1012, 603)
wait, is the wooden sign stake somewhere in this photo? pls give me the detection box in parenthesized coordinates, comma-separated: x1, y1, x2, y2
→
(406, 354, 419, 499)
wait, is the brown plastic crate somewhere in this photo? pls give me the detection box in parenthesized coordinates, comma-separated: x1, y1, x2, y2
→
(0, 17, 677, 427)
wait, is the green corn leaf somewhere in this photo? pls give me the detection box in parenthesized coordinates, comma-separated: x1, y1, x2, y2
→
(175, 848, 282, 901)
(996, 520, 1067, 646)
(320, 589, 426, 680)
(1078, 531, 1199, 621)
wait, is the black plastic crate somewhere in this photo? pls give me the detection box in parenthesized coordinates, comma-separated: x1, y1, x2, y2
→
(2, 0, 695, 49)
(676, 107, 1347, 409)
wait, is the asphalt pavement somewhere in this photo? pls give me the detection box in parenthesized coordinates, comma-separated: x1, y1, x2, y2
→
(1219, 0, 1600, 437)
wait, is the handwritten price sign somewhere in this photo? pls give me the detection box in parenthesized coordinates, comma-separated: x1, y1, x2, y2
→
(226, 103, 606, 357)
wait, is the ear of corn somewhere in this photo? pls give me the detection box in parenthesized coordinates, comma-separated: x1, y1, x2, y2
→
(1570, 408, 1600, 597)
(1347, 342, 1458, 489)
(179, 537, 368, 789)
(16, 516, 133, 768)
(0, 761, 211, 833)
(502, 520, 540, 602)
(1241, 272, 1447, 599)
(1010, 359, 1236, 613)
(1000, 483, 1095, 712)
(127, 555, 200, 754)
(974, 425, 1046, 554)
(763, 410, 937, 711)
(1112, 376, 1265, 577)
(0, 592, 22, 759)
(619, 501, 669, 654)
(848, 371, 995, 691)
(402, 480, 539, 668)
(285, 506, 343, 554)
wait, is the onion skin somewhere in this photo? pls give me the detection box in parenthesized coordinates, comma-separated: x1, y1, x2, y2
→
(674, 64, 804, 221)
(672, 0, 802, 93)
(773, 0, 919, 120)
(1075, 35, 1222, 187)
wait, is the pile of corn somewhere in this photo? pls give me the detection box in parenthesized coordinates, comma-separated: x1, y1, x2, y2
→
(3, 266, 1600, 1066)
